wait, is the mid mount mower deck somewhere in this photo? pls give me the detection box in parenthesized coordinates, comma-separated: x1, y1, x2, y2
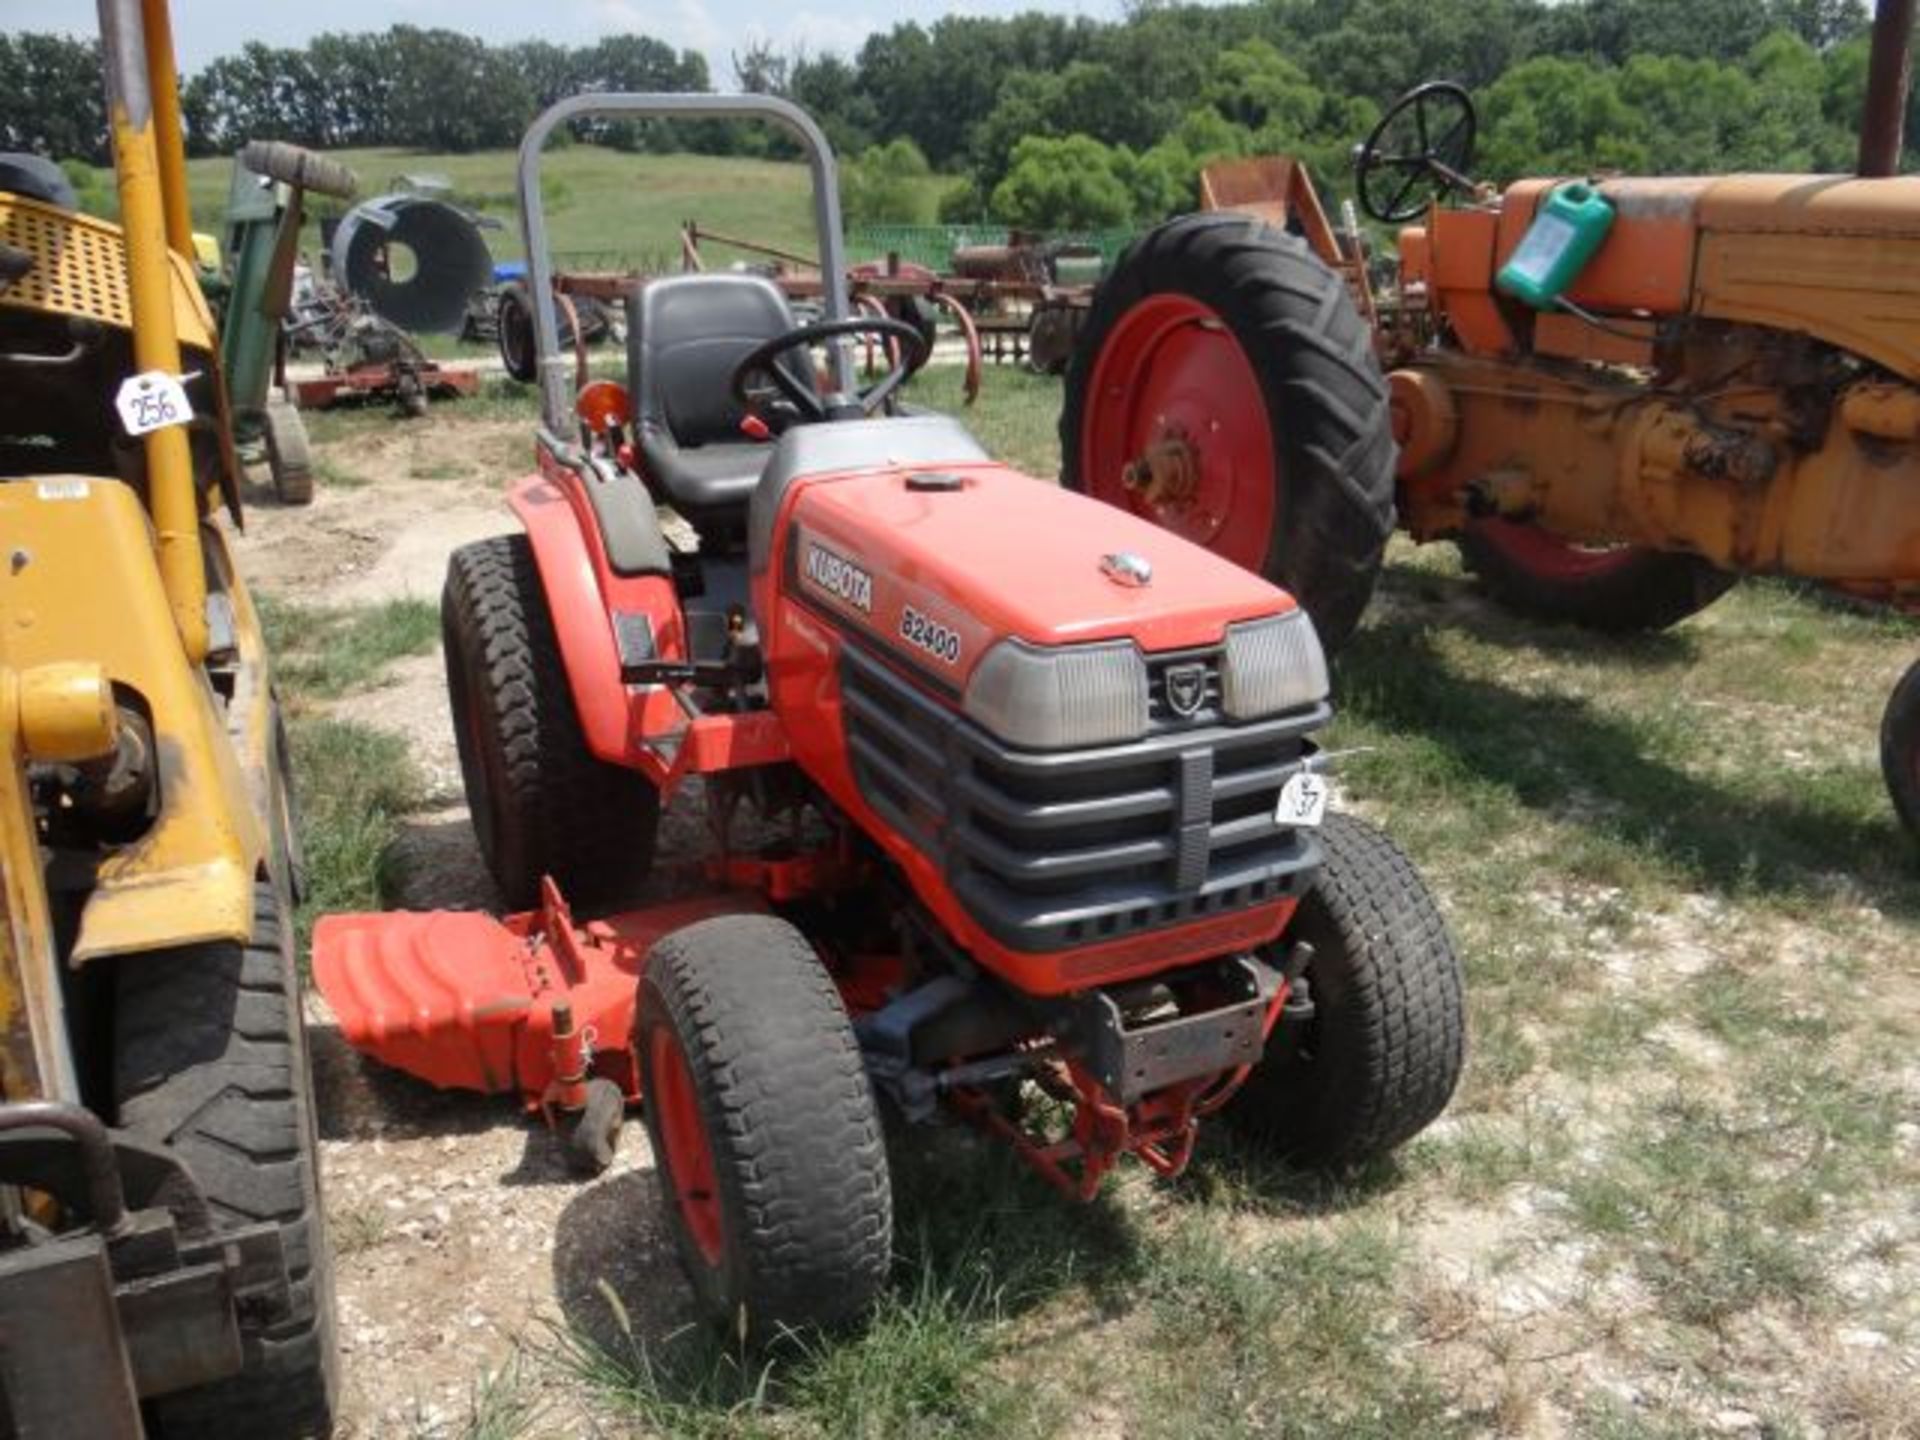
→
(313, 92, 1466, 1338)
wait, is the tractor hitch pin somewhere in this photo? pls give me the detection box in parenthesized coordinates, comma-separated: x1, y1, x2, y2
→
(541, 1001, 593, 1119)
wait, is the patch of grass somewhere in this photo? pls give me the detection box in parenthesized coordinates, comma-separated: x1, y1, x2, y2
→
(408, 459, 473, 481)
(287, 715, 419, 947)
(1562, 1091, 1840, 1327)
(1130, 1218, 1471, 1437)
(402, 1350, 543, 1440)
(331, 1201, 393, 1257)
(905, 365, 1062, 478)
(261, 595, 439, 699)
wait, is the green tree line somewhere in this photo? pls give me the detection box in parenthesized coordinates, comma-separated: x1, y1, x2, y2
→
(3, 0, 1914, 233)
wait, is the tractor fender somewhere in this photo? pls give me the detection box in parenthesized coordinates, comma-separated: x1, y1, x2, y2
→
(507, 473, 631, 764)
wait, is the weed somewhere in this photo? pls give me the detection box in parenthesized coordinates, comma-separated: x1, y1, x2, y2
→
(261, 595, 439, 699)
(286, 715, 419, 949)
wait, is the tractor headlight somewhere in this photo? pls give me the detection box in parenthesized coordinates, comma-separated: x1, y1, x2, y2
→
(1219, 609, 1328, 719)
(963, 638, 1148, 750)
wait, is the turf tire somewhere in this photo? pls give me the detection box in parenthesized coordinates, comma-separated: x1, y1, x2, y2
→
(113, 879, 338, 1438)
(1062, 212, 1397, 653)
(443, 533, 659, 910)
(635, 914, 892, 1341)
(1228, 812, 1465, 1165)
(1458, 520, 1735, 632)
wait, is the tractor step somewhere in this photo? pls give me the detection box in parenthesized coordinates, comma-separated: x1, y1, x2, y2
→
(311, 880, 759, 1106)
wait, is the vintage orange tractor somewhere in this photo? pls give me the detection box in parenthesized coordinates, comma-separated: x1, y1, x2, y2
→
(312, 93, 1464, 1339)
(1064, 0, 1920, 842)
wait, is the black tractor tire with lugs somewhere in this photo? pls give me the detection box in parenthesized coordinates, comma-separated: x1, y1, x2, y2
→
(113, 879, 337, 1439)
(1228, 812, 1465, 1165)
(1458, 519, 1735, 633)
(635, 914, 892, 1341)
(1062, 212, 1397, 654)
(263, 397, 314, 506)
(443, 533, 659, 910)
(1881, 654, 1920, 845)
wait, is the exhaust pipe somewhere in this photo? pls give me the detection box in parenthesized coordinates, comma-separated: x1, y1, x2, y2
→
(1858, 0, 1915, 178)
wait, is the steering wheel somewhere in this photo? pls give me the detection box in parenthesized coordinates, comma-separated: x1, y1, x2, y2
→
(1354, 81, 1479, 224)
(730, 316, 931, 426)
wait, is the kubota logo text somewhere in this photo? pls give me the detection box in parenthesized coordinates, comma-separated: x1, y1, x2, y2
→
(804, 541, 873, 613)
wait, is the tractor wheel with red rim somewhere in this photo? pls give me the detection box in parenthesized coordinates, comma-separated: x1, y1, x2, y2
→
(1458, 520, 1735, 632)
(1062, 212, 1397, 654)
(635, 914, 892, 1341)
(1880, 655, 1920, 844)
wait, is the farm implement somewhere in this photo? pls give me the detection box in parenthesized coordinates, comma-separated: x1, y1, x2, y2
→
(1064, 0, 1920, 842)
(313, 92, 1464, 1338)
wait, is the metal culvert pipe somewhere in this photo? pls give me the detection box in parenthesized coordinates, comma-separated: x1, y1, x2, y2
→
(331, 194, 492, 334)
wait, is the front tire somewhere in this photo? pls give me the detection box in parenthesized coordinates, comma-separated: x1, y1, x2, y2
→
(1227, 812, 1465, 1165)
(1062, 213, 1397, 653)
(635, 915, 892, 1340)
(443, 533, 660, 910)
(1458, 519, 1734, 632)
(114, 879, 338, 1438)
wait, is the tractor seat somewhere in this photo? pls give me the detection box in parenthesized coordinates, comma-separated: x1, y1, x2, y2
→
(627, 273, 811, 543)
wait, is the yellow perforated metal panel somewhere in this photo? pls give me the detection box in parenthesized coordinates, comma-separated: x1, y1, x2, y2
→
(0, 193, 214, 350)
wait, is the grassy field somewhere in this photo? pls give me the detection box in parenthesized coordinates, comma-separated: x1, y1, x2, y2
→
(274, 366, 1920, 1436)
(170, 144, 952, 274)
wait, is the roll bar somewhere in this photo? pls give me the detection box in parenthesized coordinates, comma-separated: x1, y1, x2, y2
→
(515, 93, 855, 439)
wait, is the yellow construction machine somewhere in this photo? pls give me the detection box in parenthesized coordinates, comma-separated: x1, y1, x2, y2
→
(0, 3, 335, 1434)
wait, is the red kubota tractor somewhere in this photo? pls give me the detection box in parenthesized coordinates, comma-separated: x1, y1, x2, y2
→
(312, 94, 1464, 1338)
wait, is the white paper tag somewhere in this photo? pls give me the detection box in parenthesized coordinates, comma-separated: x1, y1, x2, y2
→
(1275, 770, 1329, 829)
(115, 370, 193, 437)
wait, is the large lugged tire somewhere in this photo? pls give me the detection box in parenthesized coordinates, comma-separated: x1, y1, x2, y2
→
(1227, 812, 1464, 1165)
(263, 398, 314, 506)
(495, 283, 536, 384)
(635, 915, 892, 1340)
(1062, 212, 1397, 653)
(444, 533, 659, 910)
(1458, 519, 1734, 632)
(114, 879, 337, 1438)
(1881, 655, 1920, 844)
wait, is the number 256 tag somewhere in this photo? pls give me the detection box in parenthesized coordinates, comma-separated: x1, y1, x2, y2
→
(1276, 770, 1329, 829)
(115, 370, 193, 438)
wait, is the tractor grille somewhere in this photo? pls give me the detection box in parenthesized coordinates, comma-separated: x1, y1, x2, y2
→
(841, 646, 1324, 955)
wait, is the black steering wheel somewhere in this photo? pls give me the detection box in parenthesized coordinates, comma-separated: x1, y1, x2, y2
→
(1354, 81, 1479, 224)
(730, 315, 931, 426)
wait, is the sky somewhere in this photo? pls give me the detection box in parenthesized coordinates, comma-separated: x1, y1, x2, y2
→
(13, 0, 1126, 84)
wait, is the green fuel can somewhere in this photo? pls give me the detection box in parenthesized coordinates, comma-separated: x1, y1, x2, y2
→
(1495, 181, 1615, 309)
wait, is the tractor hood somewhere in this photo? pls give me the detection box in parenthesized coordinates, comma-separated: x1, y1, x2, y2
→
(784, 461, 1295, 664)
(770, 435, 1327, 750)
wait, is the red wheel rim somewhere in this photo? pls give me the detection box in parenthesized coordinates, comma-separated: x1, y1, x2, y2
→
(1469, 518, 1644, 582)
(1079, 294, 1275, 571)
(649, 1027, 724, 1267)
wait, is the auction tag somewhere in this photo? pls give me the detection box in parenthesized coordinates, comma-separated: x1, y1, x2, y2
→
(114, 370, 193, 437)
(1275, 770, 1329, 829)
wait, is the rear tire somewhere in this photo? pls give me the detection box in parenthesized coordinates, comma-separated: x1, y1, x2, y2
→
(1062, 213, 1397, 653)
(263, 398, 314, 506)
(1227, 812, 1464, 1165)
(635, 914, 892, 1341)
(1458, 519, 1734, 632)
(443, 533, 659, 910)
(114, 879, 338, 1438)
(1881, 655, 1920, 844)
